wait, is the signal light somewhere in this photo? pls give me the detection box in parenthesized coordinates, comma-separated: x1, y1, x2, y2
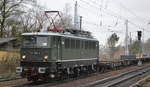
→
(137, 31, 142, 40)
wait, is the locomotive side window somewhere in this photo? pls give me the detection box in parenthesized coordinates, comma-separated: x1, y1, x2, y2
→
(76, 40, 80, 48)
(93, 42, 96, 49)
(87, 41, 91, 49)
(65, 38, 70, 48)
(81, 41, 84, 49)
(79, 40, 81, 48)
(71, 39, 75, 48)
(89, 41, 92, 49)
(85, 41, 88, 49)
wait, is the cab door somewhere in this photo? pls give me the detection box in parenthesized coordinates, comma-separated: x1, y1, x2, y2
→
(51, 36, 61, 60)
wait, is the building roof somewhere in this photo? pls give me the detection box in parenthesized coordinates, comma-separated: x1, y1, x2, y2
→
(0, 37, 16, 45)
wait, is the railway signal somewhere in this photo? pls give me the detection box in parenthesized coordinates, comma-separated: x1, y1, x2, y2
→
(137, 31, 142, 40)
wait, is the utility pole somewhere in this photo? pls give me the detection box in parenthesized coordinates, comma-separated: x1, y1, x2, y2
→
(74, 1, 78, 29)
(125, 20, 129, 55)
(129, 32, 132, 54)
(129, 32, 132, 45)
(142, 28, 144, 54)
(137, 31, 142, 66)
(100, 0, 103, 26)
(79, 16, 82, 31)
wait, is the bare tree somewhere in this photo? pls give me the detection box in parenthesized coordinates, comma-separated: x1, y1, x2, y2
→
(0, 0, 35, 37)
(19, 3, 46, 32)
(129, 40, 141, 55)
(20, 10, 36, 32)
(143, 39, 150, 53)
(62, 3, 73, 29)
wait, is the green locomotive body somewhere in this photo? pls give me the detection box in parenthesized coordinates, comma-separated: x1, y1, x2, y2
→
(16, 30, 99, 81)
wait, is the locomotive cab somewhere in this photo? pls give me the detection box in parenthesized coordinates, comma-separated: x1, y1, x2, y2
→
(20, 35, 61, 62)
(16, 33, 62, 81)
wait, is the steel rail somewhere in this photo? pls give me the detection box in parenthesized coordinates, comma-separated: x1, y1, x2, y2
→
(83, 66, 150, 87)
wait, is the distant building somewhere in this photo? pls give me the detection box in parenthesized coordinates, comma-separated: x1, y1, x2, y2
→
(0, 37, 17, 50)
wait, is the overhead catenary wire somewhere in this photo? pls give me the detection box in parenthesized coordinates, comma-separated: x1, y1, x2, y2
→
(78, 0, 124, 30)
(78, 1, 139, 34)
(79, 0, 145, 30)
(77, 0, 145, 42)
(83, 20, 124, 33)
(73, 0, 147, 43)
(113, 0, 149, 22)
(78, 4, 119, 29)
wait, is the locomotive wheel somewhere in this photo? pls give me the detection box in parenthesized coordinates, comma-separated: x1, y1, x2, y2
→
(32, 77, 38, 82)
(29, 76, 39, 82)
(27, 76, 32, 81)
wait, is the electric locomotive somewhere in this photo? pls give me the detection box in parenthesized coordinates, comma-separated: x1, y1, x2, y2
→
(16, 11, 99, 81)
(16, 29, 99, 81)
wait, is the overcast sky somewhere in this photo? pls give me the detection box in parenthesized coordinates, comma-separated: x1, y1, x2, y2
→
(37, 0, 150, 46)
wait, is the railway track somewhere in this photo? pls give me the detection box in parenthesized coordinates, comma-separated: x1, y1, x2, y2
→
(8, 72, 100, 87)
(0, 74, 21, 82)
(6, 65, 149, 87)
(1, 64, 150, 87)
(83, 65, 150, 87)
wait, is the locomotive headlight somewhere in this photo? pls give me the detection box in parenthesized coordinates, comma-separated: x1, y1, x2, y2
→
(22, 55, 26, 59)
(44, 56, 48, 60)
